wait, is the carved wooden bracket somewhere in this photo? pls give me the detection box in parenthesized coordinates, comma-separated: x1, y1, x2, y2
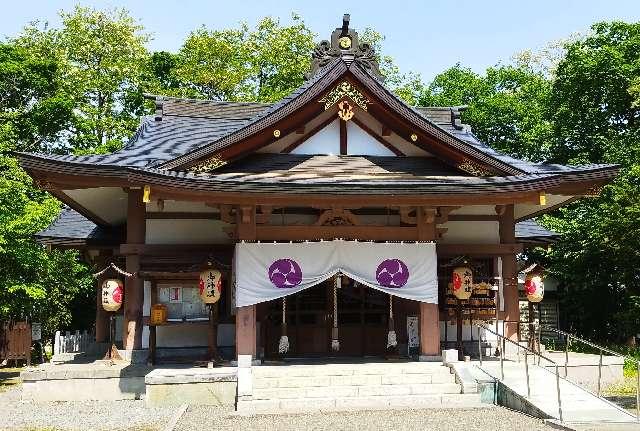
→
(256, 205, 273, 224)
(422, 208, 437, 224)
(315, 207, 360, 226)
(435, 206, 460, 224)
(399, 207, 417, 225)
(495, 205, 507, 216)
(239, 206, 254, 224)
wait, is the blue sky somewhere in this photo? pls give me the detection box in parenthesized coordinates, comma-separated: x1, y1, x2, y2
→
(1, 1, 639, 81)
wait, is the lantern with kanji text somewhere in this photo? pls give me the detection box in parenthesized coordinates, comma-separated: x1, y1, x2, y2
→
(452, 266, 473, 300)
(199, 268, 222, 304)
(525, 273, 544, 303)
(101, 279, 123, 312)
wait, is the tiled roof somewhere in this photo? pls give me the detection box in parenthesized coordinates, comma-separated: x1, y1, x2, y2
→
(35, 207, 123, 245)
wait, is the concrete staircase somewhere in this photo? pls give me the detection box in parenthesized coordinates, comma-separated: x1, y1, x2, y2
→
(477, 359, 638, 427)
(237, 361, 485, 414)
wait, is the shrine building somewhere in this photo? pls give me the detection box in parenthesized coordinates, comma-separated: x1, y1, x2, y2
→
(17, 17, 618, 365)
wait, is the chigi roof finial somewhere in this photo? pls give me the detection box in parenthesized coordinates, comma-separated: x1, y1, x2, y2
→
(305, 14, 382, 81)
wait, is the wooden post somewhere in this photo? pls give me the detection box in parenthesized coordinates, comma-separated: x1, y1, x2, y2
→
(499, 204, 519, 340)
(208, 303, 220, 361)
(417, 207, 440, 359)
(419, 303, 440, 358)
(235, 205, 257, 360)
(124, 188, 146, 350)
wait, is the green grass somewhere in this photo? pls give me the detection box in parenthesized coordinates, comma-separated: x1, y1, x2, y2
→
(0, 366, 23, 393)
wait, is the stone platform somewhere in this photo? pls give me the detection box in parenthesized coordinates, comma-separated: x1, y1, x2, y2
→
(145, 366, 236, 407)
(20, 362, 237, 404)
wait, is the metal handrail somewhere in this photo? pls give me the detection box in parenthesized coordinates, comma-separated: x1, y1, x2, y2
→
(539, 324, 640, 422)
(476, 323, 563, 422)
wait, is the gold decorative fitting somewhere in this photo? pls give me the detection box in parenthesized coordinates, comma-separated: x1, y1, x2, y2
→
(319, 81, 370, 111)
(190, 156, 228, 173)
(539, 191, 547, 206)
(410, 133, 418, 142)
(142, 185, 151, 203)
(338, 100, 355, 121)
(458, 159, 492, 177)
(338, 36, 352, 49)
(273, 129, 281, 138)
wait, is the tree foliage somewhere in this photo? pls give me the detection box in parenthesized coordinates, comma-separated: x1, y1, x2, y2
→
(0, 42, 93, 341)
(420, 21, 640, 341)
(14, 6, 150, 154)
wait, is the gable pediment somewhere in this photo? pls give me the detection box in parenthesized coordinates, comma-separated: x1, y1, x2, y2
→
(158, 60, 522, 177)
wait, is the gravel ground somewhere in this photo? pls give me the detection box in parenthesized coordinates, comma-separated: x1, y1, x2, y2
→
(175, 405, 556, 431)
(0, 385, 555, 431)
(0, 386, 176, 431)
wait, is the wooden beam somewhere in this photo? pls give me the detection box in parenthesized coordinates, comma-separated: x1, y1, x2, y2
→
(152, 187, 540, 207)
(256, 225, 419, 241)
(146, 212, 220, 220)
(351, 117, 405, 156)
(447, 214, 500, 222)
(121, 242, 522, 256)
(340, 118, 347, 155)
(436, 243, 523, 256)
(120, 244, 233, 256)
(138, 271, 200, 280)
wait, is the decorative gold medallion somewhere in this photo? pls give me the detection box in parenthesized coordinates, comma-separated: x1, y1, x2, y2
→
(338, 36, 351, 49)
(338, 100, 355, 121)
(410, 133, 418, 142)
(273, 129, 281, 138)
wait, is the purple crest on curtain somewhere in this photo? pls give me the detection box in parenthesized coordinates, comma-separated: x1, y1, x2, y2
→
(376, 259, 410, 287)
(268, 258, 303, 288)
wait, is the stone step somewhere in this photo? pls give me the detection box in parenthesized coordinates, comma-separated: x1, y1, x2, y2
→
(252, 363, 451, 378)
(253, 372, 455, 388)
(238, 393, 485, 414)
(251, 382, 462, 400)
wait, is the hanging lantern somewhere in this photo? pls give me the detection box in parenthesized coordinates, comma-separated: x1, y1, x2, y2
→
(452, 266, 473, 300)
(101, 279, 123, 312)
(331, 274, 340, 351)
(525, 273, 544, 303)
(150, 304, 168, 325)
(199, 268, 222, 304)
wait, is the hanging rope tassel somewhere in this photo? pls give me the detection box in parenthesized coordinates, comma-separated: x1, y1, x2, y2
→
(278, 297, 289, 354)
(331, 275, 340, 351)
(387, 294, 398, 348)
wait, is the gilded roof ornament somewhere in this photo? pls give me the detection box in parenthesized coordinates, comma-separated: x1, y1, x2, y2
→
(458, 159, 493, 177)
(319, 81, 370, 111)
(190, 156, 228, 173)
(305, 14, 383, 80)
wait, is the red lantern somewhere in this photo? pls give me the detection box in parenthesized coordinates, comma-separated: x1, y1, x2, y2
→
(452, 266, 473, 300)
(525, 274, 544, 303)
(199, 269, 222, 304)
(102, 279, 123, 312)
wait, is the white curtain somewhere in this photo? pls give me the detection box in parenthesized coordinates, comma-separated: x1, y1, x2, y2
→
(234, 240, 438, 307)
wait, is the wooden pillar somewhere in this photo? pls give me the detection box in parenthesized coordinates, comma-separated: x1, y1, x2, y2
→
(417, 207, 440, 358)
(499, 204, 519, 340)
(124, 188, 146, 350)
(235, 205, 257, 359)
(94, 253, 109, 343)
(419, 302, 440, 357)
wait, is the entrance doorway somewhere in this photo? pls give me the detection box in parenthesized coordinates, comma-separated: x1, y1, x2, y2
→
(262, 277, 389, 358)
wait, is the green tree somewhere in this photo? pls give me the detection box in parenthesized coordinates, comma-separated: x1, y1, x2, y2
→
(420, 64, 553, 161)
(14, 6, 150, 154)
(174, 15, 315, 102)
(0, 41, 93, 343)
(542, 21, 640, 341)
